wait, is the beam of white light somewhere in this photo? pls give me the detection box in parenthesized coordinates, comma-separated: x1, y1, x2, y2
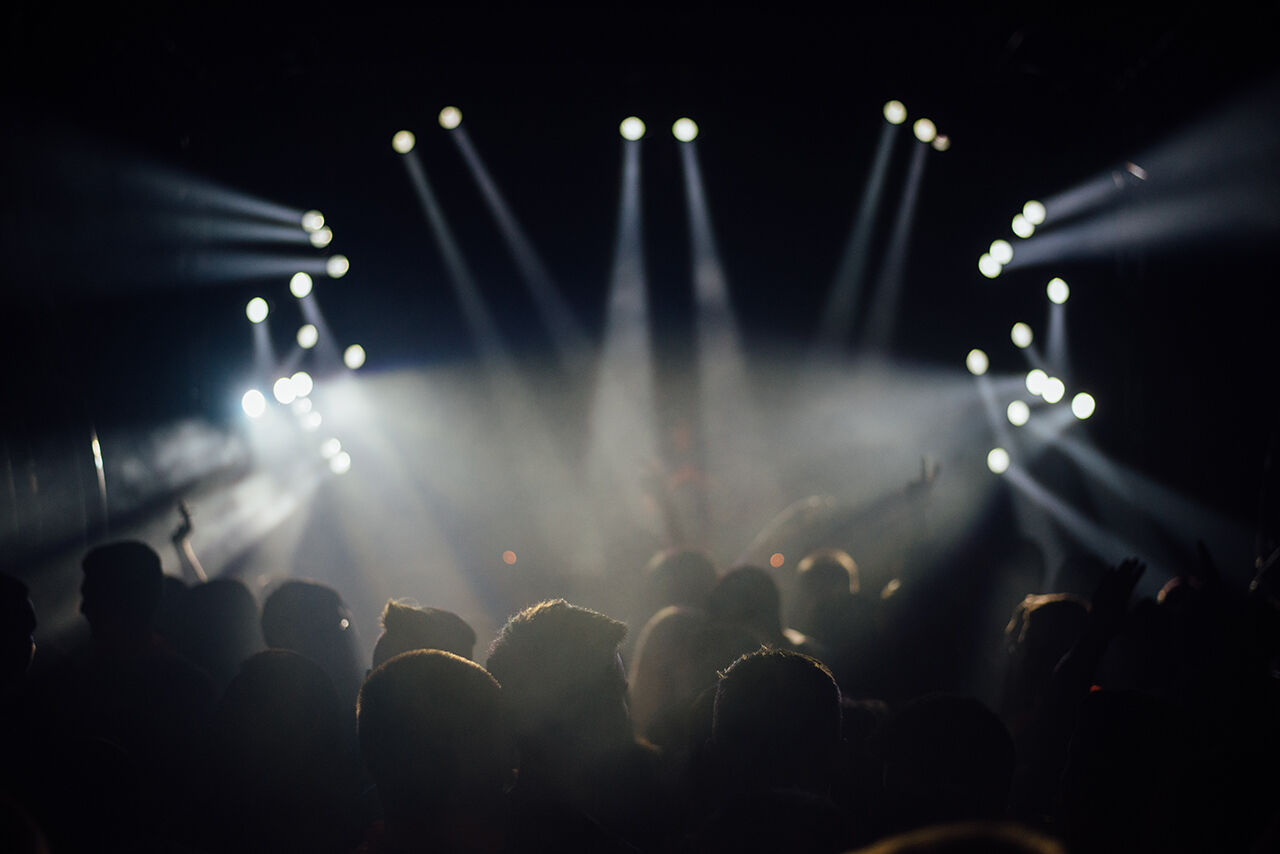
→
(862, 142, 928, 352)
(449, 126, 590, 372)
(252, 318, 277, 381)
(159, 217, 314, 245)
(815, 121, 898, 354)
(128, 164, 304, 226)
(1046, 300, 1070, 375)
(182, 253, 333, 284)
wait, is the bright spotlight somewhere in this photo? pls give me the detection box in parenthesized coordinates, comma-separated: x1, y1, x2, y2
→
(1072, 392, 1096, 420)
(672, 118, 699, 142)
(978, 253, 1002, 279)
(320, 438, 342, 459)
(326, 255, 349, 278)
(343, 344, 366, 370)
(1023, 200, 1046, 225)
(392, 130, 416, 153)
(241, 389, 267, 418)
(301, 210, 325, 232)
(302, 411, 322, 431)
(987, 447, 1011, 474)
(1011, 322, 1033, 349)
(297, 324, 319, 349)
(438, 106, 462, 130)
(1025, 369, 1048, 396)
(912, 118, 937, 143)
(931, 135, 951, 151)
(1012, 214, 1035, 238)
(330, 451, 352, 474)
(619, 117, 646, 140)
(309, 227, 333, 249)
(292, 398, 312, 416)
(272, 377, 297, 405)
(1047, 277, 1070, 304)
(989, 239, 1014, 265)
(1043, 377, 1066, 404)
(290, 371, 313, 397)
(883, 100, 907, 125)
(1007, 400, 1030, 426)
(965, 348, 989, 376)
(289, 272, 313, 298)
(246, 297, 269, 324)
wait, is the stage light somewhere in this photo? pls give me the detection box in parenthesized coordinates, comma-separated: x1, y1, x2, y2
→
(1026, 368, 1048, 395)
(309, 227, 333, 248)
(883, 100, 907, 124)
(672, 118, 699, 142)
(989, 239, 1014, 265)
(290, 371, 313, 397)
(297, 324, 319, 349)
(502, 550, 518, 565)
(272, 377, 297, 405)
(1043, 377, 1066, 404)
(290, 272, 313, 298)
(1126, 161, 1148, 180)
(987, 447, 1011, 474)
(241, 389, 267, 418)
(1007, 400, 1030, 426)
(343, 344, 366, 370)
(1023, 200, 1046, 225)
(1072, 392, 1096, 419)
(978, 253, 1002, 278)
(770, 553, 786, 568)
(1012, 214, 1035, 238)
(246, 297, 269, 324)
(619, 117, 645, 140)
(966, 348, 989, 376)
(392, 130, 416, 153)
(301, 210, 325, 232)
(931, 135, 951, 151)
(1011, 322, 1033, 349)
(438, 106, 462, 130)
(912, 118, 937, 143)
(1047, 277, 1070, 304)
(330, 451, 352, 474)
(321, 438, 342, 459)
(292, 398, 312, 416)
(302, 412, 322, 431)
(326, 255, 349, 278)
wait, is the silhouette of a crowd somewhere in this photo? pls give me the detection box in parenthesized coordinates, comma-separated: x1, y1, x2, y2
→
(2, 526, 1278, 853)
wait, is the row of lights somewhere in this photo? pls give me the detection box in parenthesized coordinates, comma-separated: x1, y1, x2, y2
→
(882, 100, 951, 150)
(978, 201, 1047, 278)
(390, 110, 700, 153)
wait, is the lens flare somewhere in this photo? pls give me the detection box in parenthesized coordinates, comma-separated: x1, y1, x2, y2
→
(320, 438, 342, 459)
(330, 451, 352, 474)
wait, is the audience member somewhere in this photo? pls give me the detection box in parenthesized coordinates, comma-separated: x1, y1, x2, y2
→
(371, 599, 477, 668)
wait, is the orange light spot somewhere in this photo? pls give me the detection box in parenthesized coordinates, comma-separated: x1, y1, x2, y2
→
(502, 550, 517, 565)
(770, 552, 785, 568)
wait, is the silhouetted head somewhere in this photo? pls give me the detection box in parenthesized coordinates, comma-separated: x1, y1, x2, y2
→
(1005, 594, 1089, 664)
(80, 540, 164, 642)
(261, 578, 363, 706)
(851, 821, 1065, 854)
(485, 599, 630, 752)
(797, 548, 859, 598)
(358, 650, 507, 819)
(371, 600, 477, 668)
(882, 695, 1015, 828)
(708, 566, 784, 645)
(168, 578, 263, 691)
(643, 548, 718, 614)
(0, 573, 37, 683)
(713, 648, 842, 794)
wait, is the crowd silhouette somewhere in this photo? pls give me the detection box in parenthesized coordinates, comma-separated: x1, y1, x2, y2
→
(2, 513, 1279, 853)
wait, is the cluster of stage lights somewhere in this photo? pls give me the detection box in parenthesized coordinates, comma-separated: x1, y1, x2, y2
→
(978, 201, 1046, 278)
(882, 101, 950, 151)
(238, 211, 367, 475)
(390, 109, 706, 152)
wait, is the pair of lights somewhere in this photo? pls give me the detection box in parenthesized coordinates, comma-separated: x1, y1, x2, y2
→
(1024, 369, 1064, 403)
(389, 107, 462, 153)
(979, 239, 1015, 279)
(272, 371, 314, 405)
(309, 227, 333, 248)
(301, 210, 325, 232)
(621, 116, 697, 141)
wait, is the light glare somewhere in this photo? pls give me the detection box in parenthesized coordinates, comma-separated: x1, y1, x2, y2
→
(1012, 214, 1035, 238)
(302, 412, 322, 431)
(1047, 277, 1070, 304)
(301, 210, 324, 232)
(965, 348, 989, 376)
(1043, 377, 1066, 404)
(290, 371, 313, 397)
(297, 324, 319, 349)
(330, 451, 352, 474)
(344, 344, 366, 370)
(438, 106, 462, 130)
(1011, 322, 1033, 349)
(989, 240, 1014, 265)
(883, 100, 907, 124)
(931, 135, 951, 151)
(392, 130, 416, 153)
(978, 253, 1002, 278)
(272, 377, 297, 405)
(619, 117, 646, 140)
(321, 438, 342, 459)
(289, 272, 313, 298)
(292, 398, 313, 416)
(987, 447, 1011, 474)
(246, 297, 269, 324)
(309, 227, 333, 248)
(1026, 369, 1048, 395)
(1007, 400, 1030, 426)
(1072, 392, 1096, 420)
(241, 389, 267, 418)
(912, 118, 937, 143)
(326, 255, 349, 278)
(672, 118, 699, 142)
(1023, 200, 1046, 225)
